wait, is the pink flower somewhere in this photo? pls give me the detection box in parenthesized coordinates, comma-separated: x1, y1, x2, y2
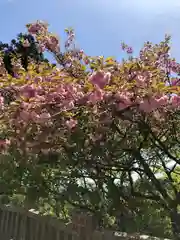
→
(44, 35, 60, 52)
(156, 96, 168, 106)
(171, 79, 180, 86)
(5, 139, 10, 145)
(136, 75, 146, 87)
(171, 95, 180, 107)
(20, 110, 30, 121)
(20, 102, 29, 109)
(0, 96, 4, 109)
(21, 85, 37, 98)
(168, 60, 180, 73)
(0, 139, 10, 150)
(30, 111, 40, 122)
(104, 92, 113, 101)
(37, 112, 51, 123)
(65, 101, 74, 109)
(40, 112, 51, 119)
(121, 43, 133, 54)
(27, 21, 48, 34)
(28, 24, 42, 34)
(65, 119, 77, 129)
(126, 47, 133, 54)
(139, 96, 168, 113)
(115, 92, 132, 110)
(139, 99, 154, 113)
(34, 76, 43, 83)
(115, 93, 132, 104)
(89, 71, 111, 89)
(88, 89, 104, 104)
(0, 140, 8, 145)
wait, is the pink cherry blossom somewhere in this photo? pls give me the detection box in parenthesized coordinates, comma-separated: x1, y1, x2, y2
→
(43, 35, 60, 53)
(65, 119, 77, 129)
(1, 19, 180, 164)
(20, 85, 37, 99)
(126, 47, 133, 54)
(27, 21, 48, 34)
(171, 78, 180, 86)
(30, 111, 40, 122)
(28, 24, 42, 34)
(0, 95, 4, 109)
(0, 139, 10, 151)
(38, 112, 51, 122)
(136, 75, 147, 87)
(156, 96, 168, 106)
(171, 95, 180, 107)
(89, 71, 111, 89)
(19, 110, 31, 121)
(139, 99, 154, 113)
(88, 89, 104, 104)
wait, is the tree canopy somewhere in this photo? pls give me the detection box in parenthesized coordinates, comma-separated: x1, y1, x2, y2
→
(0, 20, 180, 239)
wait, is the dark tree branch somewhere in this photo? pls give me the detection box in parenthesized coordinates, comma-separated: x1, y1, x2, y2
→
(149, 128, 180, 164)
(127, 170, 168, 209)
(128, 149, 171, 208)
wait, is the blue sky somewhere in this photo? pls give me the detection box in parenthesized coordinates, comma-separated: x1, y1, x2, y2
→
(1, 0, 180, 61)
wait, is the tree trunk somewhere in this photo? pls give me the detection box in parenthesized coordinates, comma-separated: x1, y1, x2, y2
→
(170, 210, 180, 239)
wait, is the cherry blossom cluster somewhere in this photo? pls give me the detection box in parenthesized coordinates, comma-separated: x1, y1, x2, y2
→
(0, 21, 179, 151)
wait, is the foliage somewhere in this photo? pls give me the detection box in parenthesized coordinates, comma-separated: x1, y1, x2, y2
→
(0, 32, 48, 77)
(0, 21, 180, 239)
